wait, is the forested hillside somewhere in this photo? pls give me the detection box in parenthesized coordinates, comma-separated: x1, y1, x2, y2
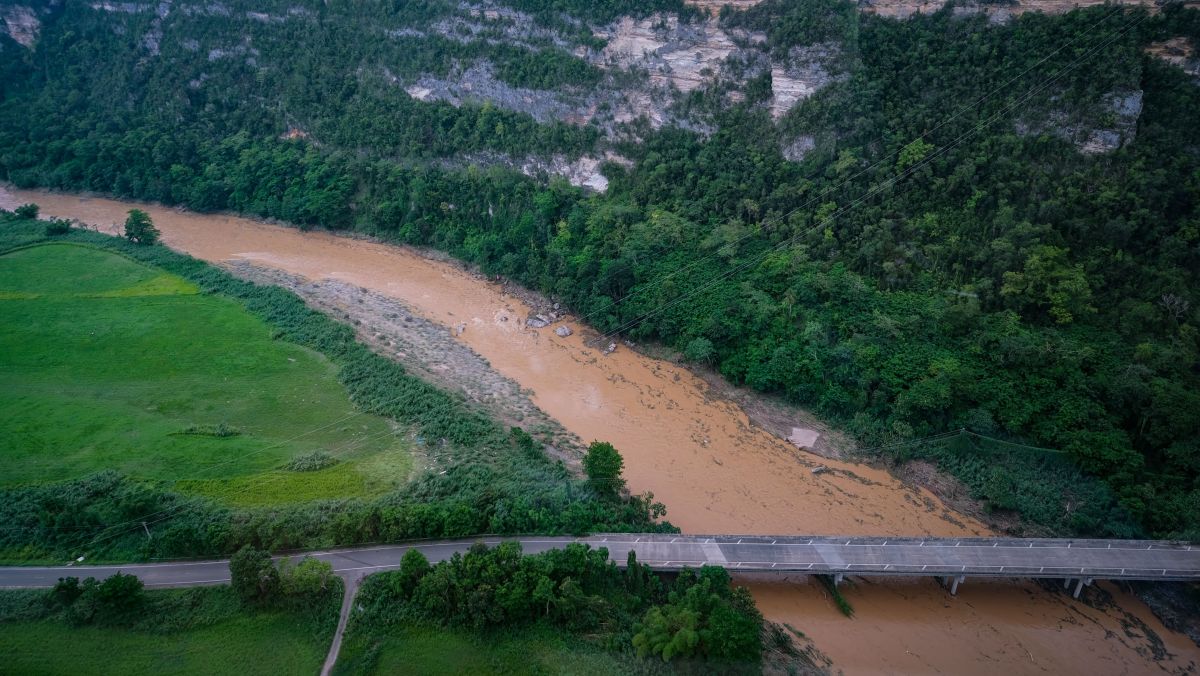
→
(2, 0, 1198, 537)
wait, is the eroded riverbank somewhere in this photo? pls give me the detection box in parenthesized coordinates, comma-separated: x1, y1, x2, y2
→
(5, 187, 1195, 674)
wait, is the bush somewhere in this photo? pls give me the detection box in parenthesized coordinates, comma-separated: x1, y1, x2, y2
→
(230, 545, 280, 606)
(48, 573, 145, 626)
(43, 218, 71, 236)
(14, 203, 38, 219)
(283, 451, 339, 471)
(278, 557, 336, 605)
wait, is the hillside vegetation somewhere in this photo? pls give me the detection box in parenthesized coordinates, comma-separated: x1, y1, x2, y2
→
(1, 0, 1198, 536)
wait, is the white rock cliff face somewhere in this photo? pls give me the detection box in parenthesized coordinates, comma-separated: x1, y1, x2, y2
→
(594, 14, 838, 121)
(1, 5, 40, 48)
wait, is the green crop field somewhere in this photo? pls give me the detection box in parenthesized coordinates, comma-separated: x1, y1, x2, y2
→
(0, 586, 337, 675)
(0, 243, 413, 505)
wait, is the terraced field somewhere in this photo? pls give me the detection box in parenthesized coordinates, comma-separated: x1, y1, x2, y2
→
(0, 243, 413, 505)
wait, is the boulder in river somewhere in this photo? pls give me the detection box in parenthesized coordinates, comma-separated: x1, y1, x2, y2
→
(555, 326, 572, 337)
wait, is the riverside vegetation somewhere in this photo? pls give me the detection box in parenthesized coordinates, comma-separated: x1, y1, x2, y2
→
(0, 213, 673, 564)
(1, 0, 1197, 537)
(334, 542, 771, 675)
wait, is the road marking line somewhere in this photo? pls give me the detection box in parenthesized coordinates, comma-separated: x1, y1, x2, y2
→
(144, 578, 228, 586)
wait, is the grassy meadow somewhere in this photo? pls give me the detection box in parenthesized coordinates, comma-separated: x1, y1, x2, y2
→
(0, 585, 337, 675)
(0, 243, 413, 505)
(334, 625, 641, 676)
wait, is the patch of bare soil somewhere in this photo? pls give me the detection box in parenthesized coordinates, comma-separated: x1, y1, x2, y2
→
(1147, 37, 1200, 80)
(224, 261, 584, 468)
(892, 459, 1030, 536)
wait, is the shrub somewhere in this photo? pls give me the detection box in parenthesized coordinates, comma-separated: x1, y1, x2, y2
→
(283, 451, 339, 472)
(230, 545, 280, 606)
(14, 203, 39, 219)
(278, 557, 336, 604)
(43, 218, 71, 236)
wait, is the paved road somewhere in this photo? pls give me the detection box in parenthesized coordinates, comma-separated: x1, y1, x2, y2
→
(2, 534, 1197, 588)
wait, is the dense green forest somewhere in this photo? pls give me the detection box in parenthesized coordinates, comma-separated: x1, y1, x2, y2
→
(1, 0, 1198, 537)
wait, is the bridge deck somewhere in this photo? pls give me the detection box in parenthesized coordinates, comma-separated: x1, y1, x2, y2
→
(0, 535, 1196, 588)
(587, 535, 1200, 581)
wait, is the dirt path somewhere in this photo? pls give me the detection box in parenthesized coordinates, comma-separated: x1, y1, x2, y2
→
(321, 573, 362, 676)
(6, 187, 1196, 674)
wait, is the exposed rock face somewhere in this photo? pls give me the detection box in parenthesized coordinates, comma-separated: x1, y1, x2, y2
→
(519, 153, 624, 192)
(782, 135, 817, 162)
(1016, 89, 1143, 155)
(685, 0, 763, 14)
(597, 15, 742, 93)
(770, 43, 840, 119)
(396, 62, 592, 125)
(1079, 90, 1142, 154)
(89, 2, 153, 14)
(1147, 37, 1200, 83)
(861, 0, 1165, 22)
(594, 14, 839, 121)
(1, 5, 40, 47)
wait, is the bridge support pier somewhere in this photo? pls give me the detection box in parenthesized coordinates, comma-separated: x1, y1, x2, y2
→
(939, 575, 965, 595)
(833, 573, 844, 587)
(1072, 577, 1093, 599)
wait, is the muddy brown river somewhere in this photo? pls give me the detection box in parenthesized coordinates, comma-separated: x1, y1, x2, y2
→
(5, 187, 1196, 674)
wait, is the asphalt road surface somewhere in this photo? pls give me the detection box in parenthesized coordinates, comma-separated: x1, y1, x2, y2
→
(2, 534, 1197, 588)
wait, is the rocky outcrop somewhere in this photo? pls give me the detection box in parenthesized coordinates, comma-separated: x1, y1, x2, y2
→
(396, 62, 593, 125)
(1016, 88, 1143, 155)
(781, 135, 817, 162)
(861, 0, 1167, 22)
(1, 5, 40, 47)
(770, 43, 840, 119)
(1147, 37, 1200, 83)
(594, 14, 840, 122)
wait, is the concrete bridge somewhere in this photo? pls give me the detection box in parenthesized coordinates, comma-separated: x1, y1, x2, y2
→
(3, 534, 1197, 599)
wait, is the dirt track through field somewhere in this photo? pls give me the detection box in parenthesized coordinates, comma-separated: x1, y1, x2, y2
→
(6, 187, 1196, 674)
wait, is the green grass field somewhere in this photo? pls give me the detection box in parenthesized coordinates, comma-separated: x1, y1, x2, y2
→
(336, 625, 639, 676)
(0, 586, 336, 675)
(0, 243, 413, 504)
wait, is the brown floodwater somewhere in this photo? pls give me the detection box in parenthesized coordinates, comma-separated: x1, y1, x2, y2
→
(6, 187, 1196, 673)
